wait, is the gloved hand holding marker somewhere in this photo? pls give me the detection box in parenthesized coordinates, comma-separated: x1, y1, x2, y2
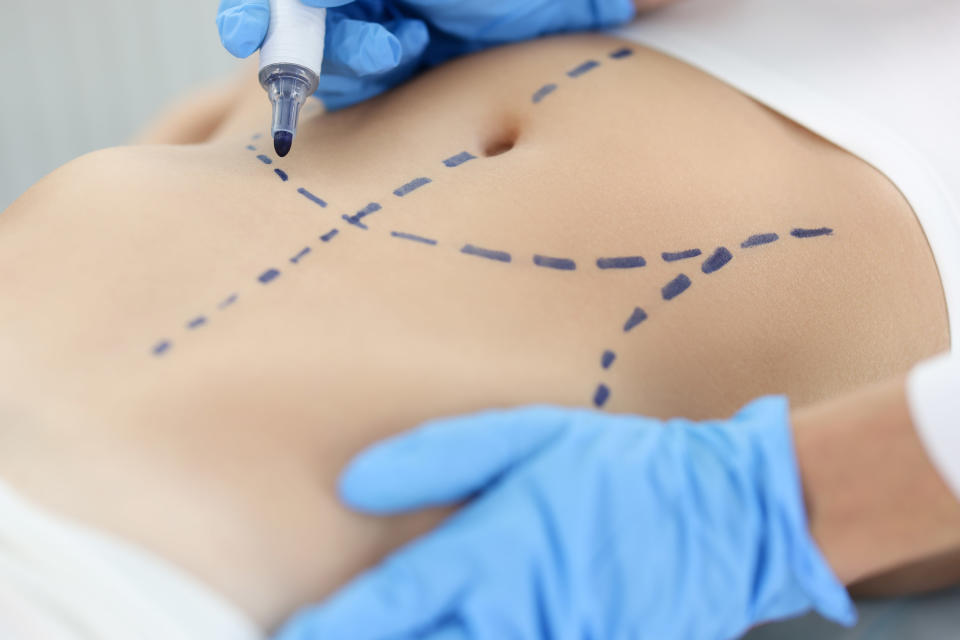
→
(217, 0, 650, 155)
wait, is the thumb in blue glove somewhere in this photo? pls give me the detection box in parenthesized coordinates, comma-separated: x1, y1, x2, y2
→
(275, 398, 856, 640)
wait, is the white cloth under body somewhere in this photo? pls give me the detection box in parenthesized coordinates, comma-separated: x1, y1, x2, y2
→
(614, 0, 960, 499)
(0, 479, 263, 640)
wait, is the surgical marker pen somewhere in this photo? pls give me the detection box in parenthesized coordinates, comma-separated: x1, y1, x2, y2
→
(259, 0, 326, 157)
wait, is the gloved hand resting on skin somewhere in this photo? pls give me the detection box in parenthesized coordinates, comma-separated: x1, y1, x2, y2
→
(274, 397, 856, 640)
(216, 0, 643, 110)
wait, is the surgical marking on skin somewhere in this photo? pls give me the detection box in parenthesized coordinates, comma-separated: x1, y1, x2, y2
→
(533, 255, 577, 271)
(275, 169, 289, 182)
(320, 229, 339, 242)
(701, 247, 733, 274)
(461, 244, 512, 263)
(218, 294, 239, 310)
(394, 177, 432, 197)
(792, 227, 834, 238)
(186, 316, 207, 330)
(246, 145, 256, 151)
(623, 307, 648, 333)
(257, 154, 273, 165)
(392, 231, 438, 246)
(252, 133, 262, 140)
(298, 187, 327, 208)
(532, 84, 558, 104)
(444, 152, 477, 168)
(259, 269, 281, 284)
(593, 384, 611, 408)
(291, 247, 312, 264)
(568, 60, 600, 78)
(601, 350, 616, 369)
(610, 48, 634, 59)
(742, 233, 779, 248)
(343, 202, 382, 229)
(597, 256, 646, 270)
(662, 274, 692, 300)
(662, 249, 702, 262)
(152, 341, 172, 357)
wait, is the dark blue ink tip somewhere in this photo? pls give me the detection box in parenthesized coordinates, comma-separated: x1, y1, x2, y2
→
(623, 307, 648, 333)
(593, 384, 611, 408)
(259, 268, 281, 284)
(662, 248, 702, 262)
(702, 246, 733, 274)
(601, 350, 617, 369)
(742, 233, 779, 248)
(791, 227, 834, 239)
(274, 131, 293, 158)
(662, 274, 692, 301)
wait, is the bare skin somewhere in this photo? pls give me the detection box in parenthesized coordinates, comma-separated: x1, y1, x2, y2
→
(0, 33, 949, 630)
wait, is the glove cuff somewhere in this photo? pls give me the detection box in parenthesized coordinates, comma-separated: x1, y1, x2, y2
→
(743, 396, 858, 628)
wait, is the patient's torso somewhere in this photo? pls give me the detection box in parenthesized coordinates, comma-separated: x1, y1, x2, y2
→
(0, 34, 948, 628)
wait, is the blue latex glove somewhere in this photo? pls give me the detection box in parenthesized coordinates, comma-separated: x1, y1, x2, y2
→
(216, 0, 637, 110)
(275, 397, 856, 640)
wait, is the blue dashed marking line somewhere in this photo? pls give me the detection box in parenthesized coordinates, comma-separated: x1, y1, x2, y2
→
(597, 256, 646, 270)
(218, 294, 238, 309)
(320, 229, 339, 242)
(568, 60, 600, 78)
(297, 188, 327, 208)
(152, 341, 172, 357)
(792, 227, 834, 238)
(532, 84, 558, 104)
(601, 350, 616, 369)
(662, 249, 702, 262)
(742, 233, 779, 248)
(623, 307, 648, 332)
(290, 247, 312, 264)
(610, 48, 634, 59)
(533, 255, 576, 271)
(702, 247, 733, 274)
(258, 269, 281, 284)
(256, 154, 273, 165)
(593, 384, 611, 408)
(461, 244, 512, 263)
(246, 145, 256, 151)
(275, 169, 289, 181)
(186, 316, 207, 330)
(394, 177, 432, 197)
(444, 152, 476, 168)
(391, 231, 438, 246)
(342, 202, 382, 229)
(662, 274, 692, 300)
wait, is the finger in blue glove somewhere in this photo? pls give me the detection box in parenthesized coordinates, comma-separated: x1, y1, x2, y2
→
(276, 398, 856, 640)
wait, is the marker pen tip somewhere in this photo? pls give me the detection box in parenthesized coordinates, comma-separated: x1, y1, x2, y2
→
(274, 131, 293, 157)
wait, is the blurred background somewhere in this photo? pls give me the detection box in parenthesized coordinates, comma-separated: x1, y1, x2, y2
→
(0, 0, 240, 211)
